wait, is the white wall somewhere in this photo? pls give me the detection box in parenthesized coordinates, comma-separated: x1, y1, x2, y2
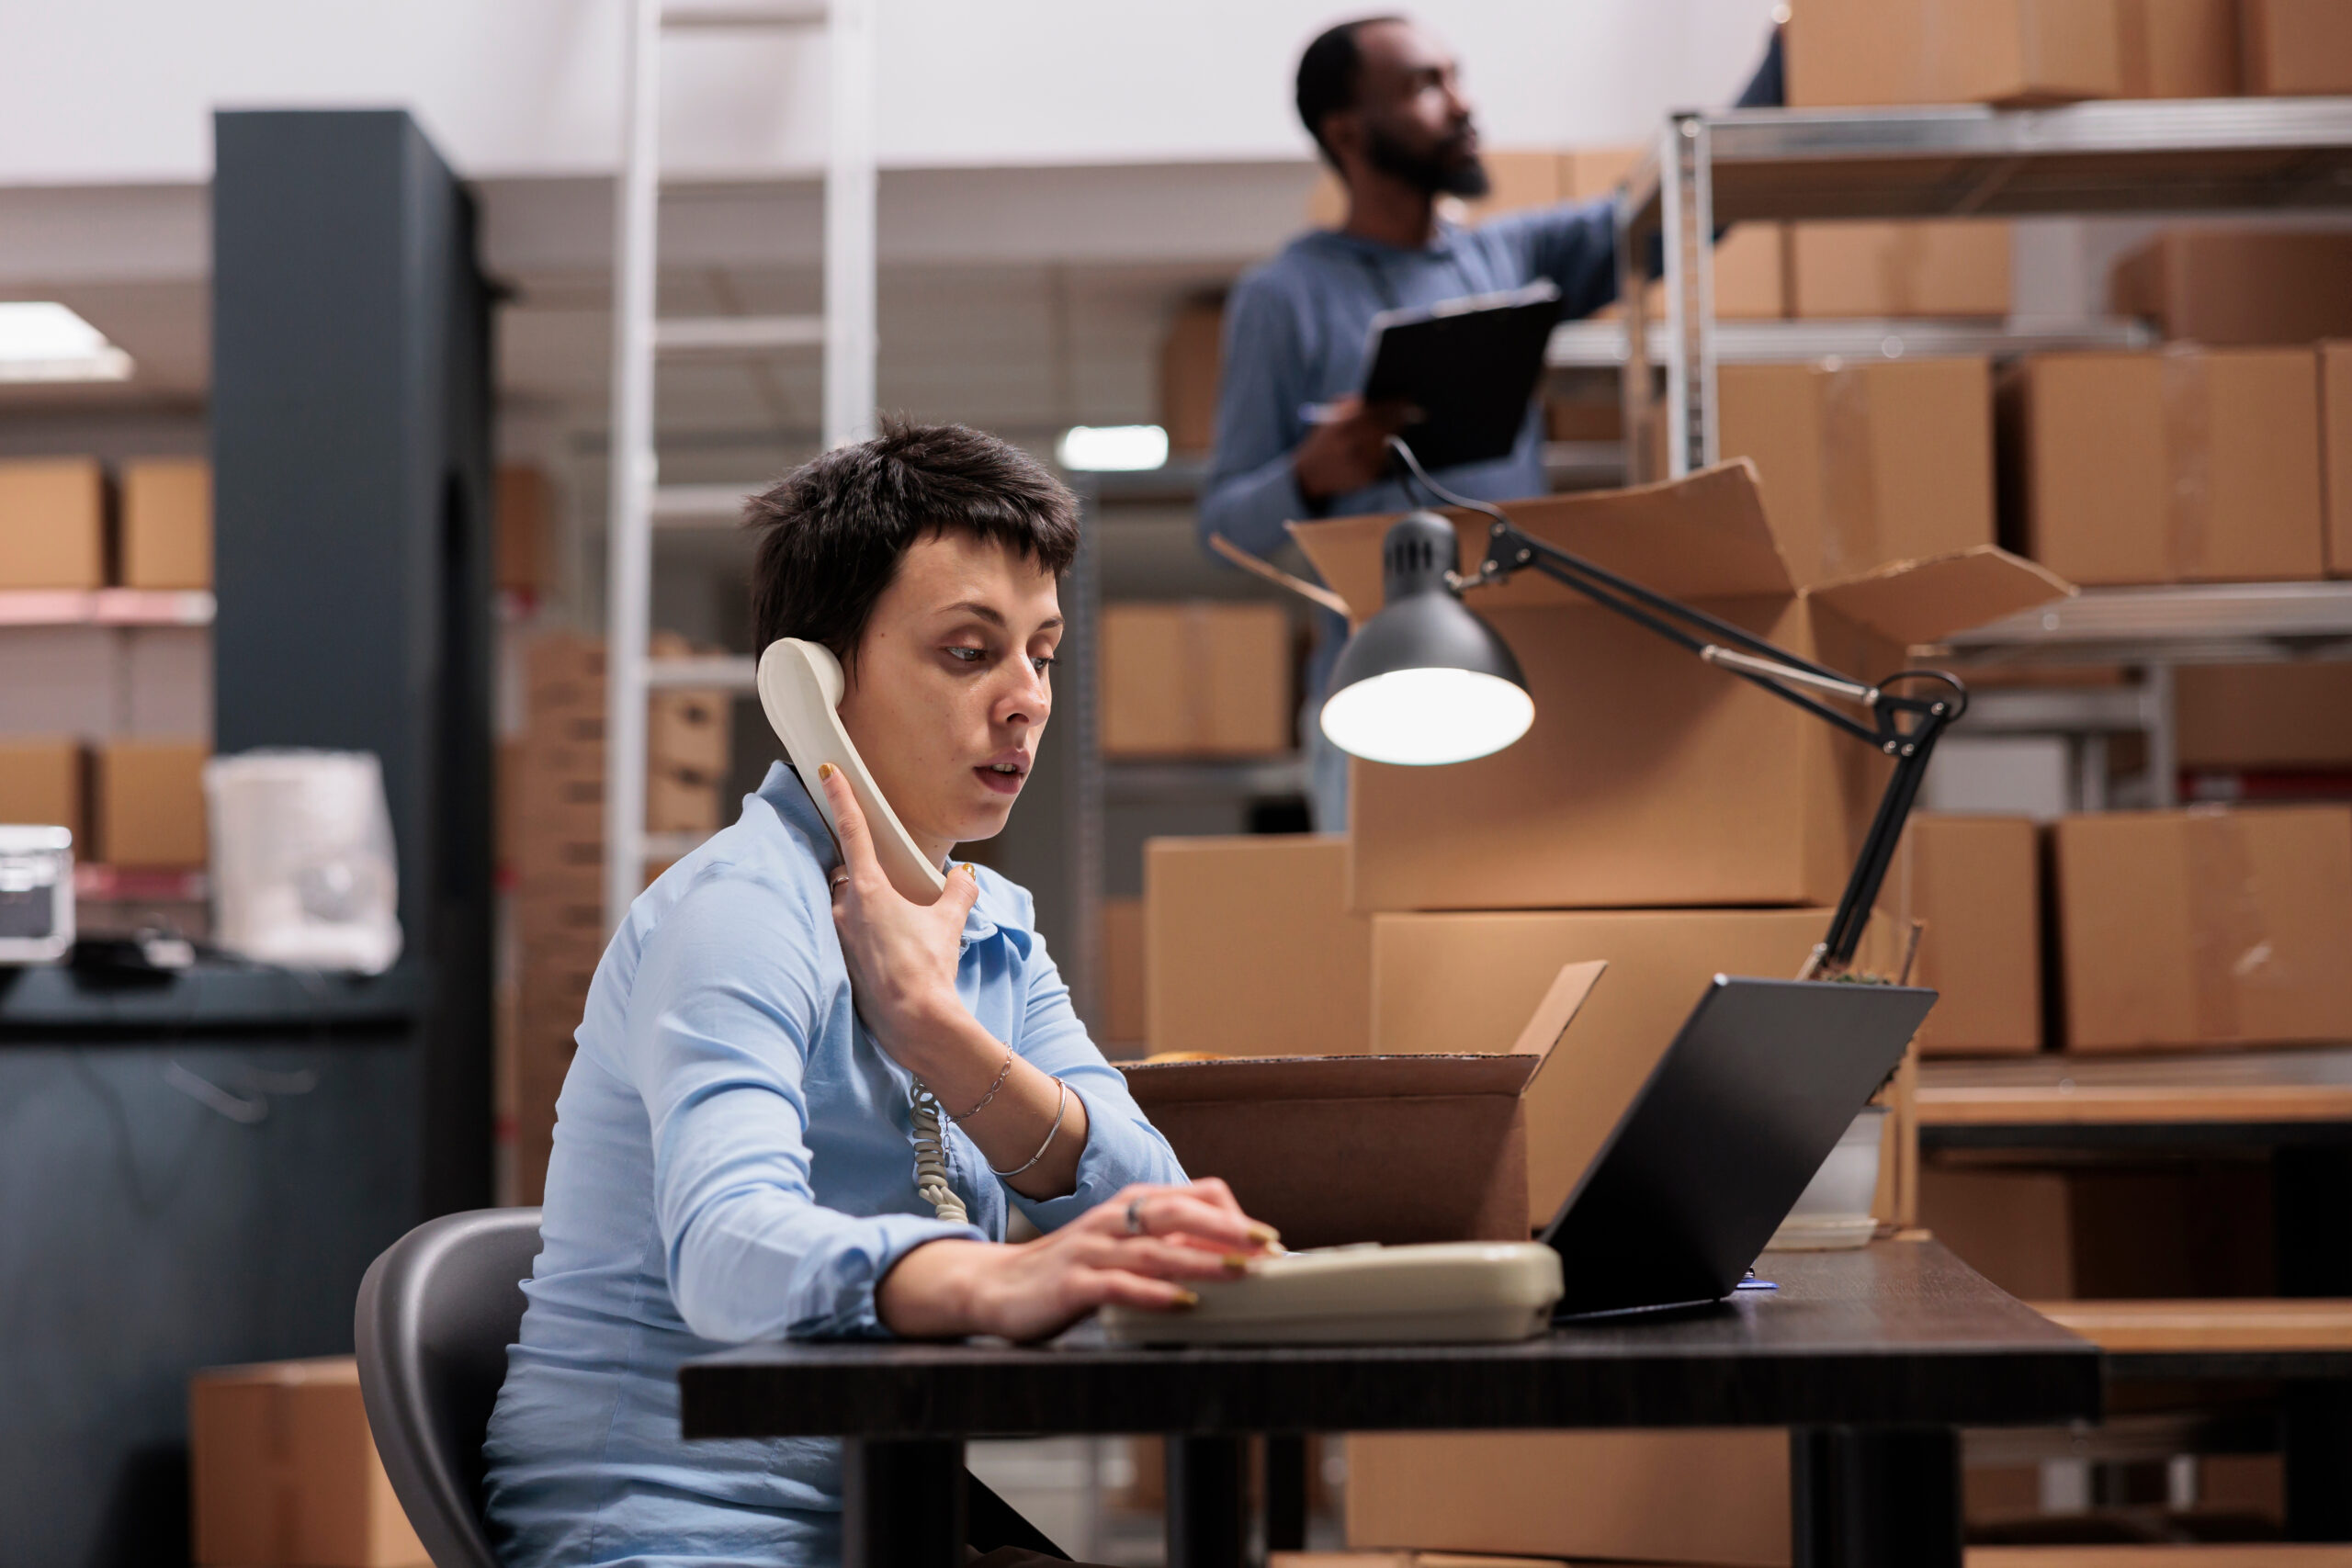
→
(5, 0, 1783, 184)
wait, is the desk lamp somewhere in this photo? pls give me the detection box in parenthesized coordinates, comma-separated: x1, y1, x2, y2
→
(1322, 439, 1969, 979)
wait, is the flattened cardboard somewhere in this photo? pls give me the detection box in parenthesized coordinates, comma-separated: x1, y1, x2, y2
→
(1293, 464, 2069, 912)
(1121, 963, 1605, 1249)
(2051, 806, 2352, 1052)
(1144, 835, 1371, 1058)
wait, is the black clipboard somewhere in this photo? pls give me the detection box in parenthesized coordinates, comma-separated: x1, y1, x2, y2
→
(1359, 280, 1560, 471)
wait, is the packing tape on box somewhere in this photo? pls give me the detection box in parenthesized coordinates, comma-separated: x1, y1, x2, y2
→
(2163, 348, 2214, 579)
(2185, 807, 2269, 1042)
(1820, 364, 1883, 580)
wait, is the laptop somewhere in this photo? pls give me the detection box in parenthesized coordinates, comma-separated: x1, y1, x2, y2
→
(1540, 976, 1936, 1318)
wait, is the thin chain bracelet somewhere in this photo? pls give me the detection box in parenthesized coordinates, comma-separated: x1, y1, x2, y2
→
(989, 1077, 1070, 1178)
(945, 1047, 1015, 1123)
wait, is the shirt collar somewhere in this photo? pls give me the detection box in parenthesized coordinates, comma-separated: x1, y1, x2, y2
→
(755, 761, 1012, 948)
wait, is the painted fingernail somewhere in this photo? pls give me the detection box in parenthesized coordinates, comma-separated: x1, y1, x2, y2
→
(1221, 1253, 1252, 1274)
(817, 761, 835, 781)
(1247, 1223, 1281, 1249)
(1171, 1290, 1201, 1309)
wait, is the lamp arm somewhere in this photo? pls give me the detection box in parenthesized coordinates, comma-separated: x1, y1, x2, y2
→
(1497, 530, 1883, 748)
(1810, 696, 1951, 976)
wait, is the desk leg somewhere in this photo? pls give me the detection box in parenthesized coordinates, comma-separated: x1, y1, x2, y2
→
(1166, 1434, 1249, 1568)
(842, 1438, 965, 1568)
(1263, 1434, 1308, 1552)
(1791, 1427, 1961, 1568)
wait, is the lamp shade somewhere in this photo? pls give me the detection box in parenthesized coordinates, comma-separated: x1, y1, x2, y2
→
(1318, 511, 1533, 766)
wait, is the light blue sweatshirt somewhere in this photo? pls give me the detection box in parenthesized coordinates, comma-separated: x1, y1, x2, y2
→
(482, 762, 1185, 1568)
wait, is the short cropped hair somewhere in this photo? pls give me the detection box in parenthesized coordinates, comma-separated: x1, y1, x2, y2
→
(1295, 16, 1404, 165)
(745, 420, 1080, 666)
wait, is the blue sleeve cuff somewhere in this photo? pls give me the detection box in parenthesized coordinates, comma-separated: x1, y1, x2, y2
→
(1008, 1079, 1187, 1235)
(794, 1212, 985, 1341)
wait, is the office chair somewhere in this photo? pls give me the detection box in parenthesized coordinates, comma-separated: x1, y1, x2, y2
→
(355, 1207, 1070, 1566)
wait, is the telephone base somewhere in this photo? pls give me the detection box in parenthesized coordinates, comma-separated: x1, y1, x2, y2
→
(1099, 1241, 1563, 1347)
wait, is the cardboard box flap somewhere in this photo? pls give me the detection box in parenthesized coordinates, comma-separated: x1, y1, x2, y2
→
(1289, 462, 1792, 626)
(1122, 960, 1604, 1109)
(1123, 1053, 1538, 1106)
(1806, 545, 2074, 647)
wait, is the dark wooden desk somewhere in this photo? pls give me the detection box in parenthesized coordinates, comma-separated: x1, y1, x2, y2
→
(682, 1239, 2097, 1568)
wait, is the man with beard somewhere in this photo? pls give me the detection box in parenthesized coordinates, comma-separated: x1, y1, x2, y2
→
(1201, 15, 1781, 830)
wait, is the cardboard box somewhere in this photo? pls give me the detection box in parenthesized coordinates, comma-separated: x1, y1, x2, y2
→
(1102, 894, 1145, 1046)
(94, 739, 208, 867)
(1788, 0, 2123, 107)
(1123, 961, 1602, 1248)
(1160, 298, 1225, 456)
(1291, 464, 2068, 913)
(650, 688, 731, 780)
(1918, 1160, 2275, 1300)
(2178, 663, 2352, 770)
(1788, 220, 2013, 318)
(2050, 806, 2352, 1051)
(1894, 815, 2041, 1055)
(1998, 349, 2327, 584)
(119, 458, 211, 590)
(0, 457, 107, 589)
(1720, 357, 1996, 589)
(1345, 1427, 1791, 1568)
(1101, 602, 1292, 758)
(495, 464, 552, 597)
(646, 766, 721, 835)
(189, 1356, 429, 1568)
(2325, 342, 2352, 577)
(1371, 906, 1910, 1224)
(1143, 834, 1371, 1058)
(2112, 230, 2352, 344)
(0, 739, 85, 842)
(2242, 0, 2352, 94)
(2119, 0, 2242, 96)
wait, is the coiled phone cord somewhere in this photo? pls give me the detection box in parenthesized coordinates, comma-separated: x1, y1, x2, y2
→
(908, 1080, 969, 1225)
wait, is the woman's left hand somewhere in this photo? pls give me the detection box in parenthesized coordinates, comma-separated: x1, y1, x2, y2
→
(818, 761, 979, 1068)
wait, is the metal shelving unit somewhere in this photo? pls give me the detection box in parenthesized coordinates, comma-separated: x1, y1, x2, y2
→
(603, 0, 876, 926)
(1612, 96, 2352, 479)
(1607, 97, 2352, 809)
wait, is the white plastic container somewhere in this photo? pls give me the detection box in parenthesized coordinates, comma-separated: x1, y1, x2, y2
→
(205, 750, 402, 974)
(1765, 1104, 1886, 1252)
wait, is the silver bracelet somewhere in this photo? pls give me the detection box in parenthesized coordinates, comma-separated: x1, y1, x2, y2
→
(946, 1048, 1015, 1123)
(989, 1077, 1069, 1178)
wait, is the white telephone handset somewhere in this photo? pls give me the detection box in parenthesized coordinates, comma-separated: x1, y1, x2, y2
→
(756, 637, 948, 907)
(757, 637, 967, 1224)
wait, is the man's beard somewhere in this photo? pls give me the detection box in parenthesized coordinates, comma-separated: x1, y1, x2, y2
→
(1364, 121, 1489, 198)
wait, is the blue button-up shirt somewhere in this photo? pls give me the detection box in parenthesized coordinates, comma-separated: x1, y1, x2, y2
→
(483, 762, 1184, 1567)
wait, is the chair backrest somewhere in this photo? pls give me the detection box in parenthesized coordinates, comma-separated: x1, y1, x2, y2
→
(356, 1207, 543, 1568)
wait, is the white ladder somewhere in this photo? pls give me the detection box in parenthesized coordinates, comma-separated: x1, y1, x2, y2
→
(604, 0, 877, 926)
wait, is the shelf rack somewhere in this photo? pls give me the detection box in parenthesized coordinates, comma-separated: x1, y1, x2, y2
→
(1600, 97, 2352, 810)
(1610, 96, 2352, 479)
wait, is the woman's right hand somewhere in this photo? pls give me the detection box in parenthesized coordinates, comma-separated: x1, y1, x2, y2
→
(876, 1179, 1282, 1343)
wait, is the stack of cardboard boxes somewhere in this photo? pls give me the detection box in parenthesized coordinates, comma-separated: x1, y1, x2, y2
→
(507, 632, 735, 1203)
(1126, 463, 2067, 1564)
(188, 1358, 426, 1568)
(0, 457, 213, 897)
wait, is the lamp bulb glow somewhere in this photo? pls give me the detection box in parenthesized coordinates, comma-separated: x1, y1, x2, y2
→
(1319, 667, 1535, 765)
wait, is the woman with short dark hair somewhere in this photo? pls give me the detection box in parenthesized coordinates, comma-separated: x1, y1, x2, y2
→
(483, 422, 1274, 1567)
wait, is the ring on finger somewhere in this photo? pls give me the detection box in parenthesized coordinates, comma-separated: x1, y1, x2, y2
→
(1125, 1196, 1148, 1236)
(830, 871, 849, 892)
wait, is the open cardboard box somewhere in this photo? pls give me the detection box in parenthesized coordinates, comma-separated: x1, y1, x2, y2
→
(1123, 963, 1609, 1250)
(1291, 462, 2071, 913)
